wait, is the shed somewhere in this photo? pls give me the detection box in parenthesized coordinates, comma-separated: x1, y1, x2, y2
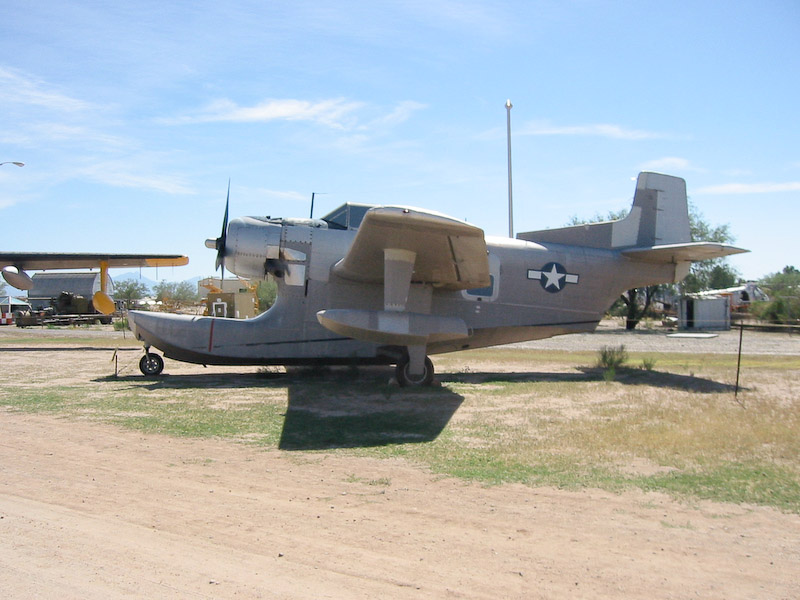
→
(198, 277, 257, 319)
(0, 296, 32, 325)
(1, 295, 31, 312)
(27, 272, 114, 311)
(678, 296, 731, 330)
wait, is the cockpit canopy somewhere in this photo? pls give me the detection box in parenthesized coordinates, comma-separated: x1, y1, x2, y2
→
(320, 203, 375, 230)
(248, 202, 377, 231)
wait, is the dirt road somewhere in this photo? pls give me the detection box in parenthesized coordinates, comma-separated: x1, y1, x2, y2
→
(1, 411, 798, 599)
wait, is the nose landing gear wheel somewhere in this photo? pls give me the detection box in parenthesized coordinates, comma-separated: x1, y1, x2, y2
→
(139, 353, 164, 376)
(396, 356, 434, 387)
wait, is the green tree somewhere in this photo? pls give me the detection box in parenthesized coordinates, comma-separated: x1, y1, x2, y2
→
(680, 204, 740, 293)
(154, 280, 200, 309)
(753, 266, 800, 324)
(256, 278, 278, 313)
(113, 279, 149, 309)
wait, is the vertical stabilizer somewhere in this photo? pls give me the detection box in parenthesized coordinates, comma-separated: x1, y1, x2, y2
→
(516, 172, 692, 249)
(623, 172, 691, 247)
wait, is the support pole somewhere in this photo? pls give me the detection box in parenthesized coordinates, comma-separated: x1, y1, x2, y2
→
(506, 99, 514, 239)
(734, 323, 744, 402)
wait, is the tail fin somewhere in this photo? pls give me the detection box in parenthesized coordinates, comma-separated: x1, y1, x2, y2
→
(517, 172, 690, 249)
(517, 172, 746, 263)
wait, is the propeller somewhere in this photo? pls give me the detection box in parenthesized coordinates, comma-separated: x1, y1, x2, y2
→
(206, 180, 230, 280)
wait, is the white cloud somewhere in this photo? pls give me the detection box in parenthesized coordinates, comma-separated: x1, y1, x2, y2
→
(0, 67, 91, 113)
(166, 98, 366, 129)
(696, 182, 800, 195)
(0, 195, 22, 210)
(519, 120, 670, 141)
(75, 159, 194, 195)
(166, 98, 427, 135)
(368, 101, 427, 128)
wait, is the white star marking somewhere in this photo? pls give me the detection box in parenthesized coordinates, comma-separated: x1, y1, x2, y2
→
(527, 263, 579, 293)
(542, 263, 566, 290)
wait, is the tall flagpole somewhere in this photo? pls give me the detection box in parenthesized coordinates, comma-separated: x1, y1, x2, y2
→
(505, 99, 514, 238)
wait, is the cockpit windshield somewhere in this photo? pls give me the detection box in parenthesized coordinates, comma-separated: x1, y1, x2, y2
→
(321, 203, 375, 230)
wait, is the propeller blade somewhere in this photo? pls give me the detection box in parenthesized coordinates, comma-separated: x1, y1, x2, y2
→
(215, 180, 230, 273)
(221, 180, 230, 239)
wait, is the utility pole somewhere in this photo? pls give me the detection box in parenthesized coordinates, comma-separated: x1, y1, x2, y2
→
(505, 100, 513, 238)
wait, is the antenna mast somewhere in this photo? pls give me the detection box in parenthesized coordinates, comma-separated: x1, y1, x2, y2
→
(505, 99, 514, 238)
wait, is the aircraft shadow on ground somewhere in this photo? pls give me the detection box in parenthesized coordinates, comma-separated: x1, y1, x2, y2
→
(441, 367, 744, 394)
(278, 385, 463, 451)
(278, 367, 464, 451)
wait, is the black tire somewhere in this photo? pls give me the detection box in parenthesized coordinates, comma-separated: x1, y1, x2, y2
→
(139, 353, 164, 376)
(396, 356, 434, 387)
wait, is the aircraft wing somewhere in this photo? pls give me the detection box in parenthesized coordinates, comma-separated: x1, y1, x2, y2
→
(0, 252, 189, 270)
(621, 242, 748, 263)
(332, 206, 490, 291)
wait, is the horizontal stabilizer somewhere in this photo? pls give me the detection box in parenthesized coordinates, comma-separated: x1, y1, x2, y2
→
(317, 308, 468, 346)
(621, 242, 748, 263)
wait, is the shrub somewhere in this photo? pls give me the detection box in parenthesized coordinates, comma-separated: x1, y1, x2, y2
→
(641, 357, 657, 371)
(597, 345, 628, 371)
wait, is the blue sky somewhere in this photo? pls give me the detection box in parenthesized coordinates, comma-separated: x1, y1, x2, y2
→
(2, 1, 798, 285)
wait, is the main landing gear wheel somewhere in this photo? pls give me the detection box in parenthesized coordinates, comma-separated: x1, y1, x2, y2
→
(395, 356, 434, 387)
(139, 352, 164, 376)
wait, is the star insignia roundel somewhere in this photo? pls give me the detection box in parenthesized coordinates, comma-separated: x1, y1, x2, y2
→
(527, 262, 579, 293)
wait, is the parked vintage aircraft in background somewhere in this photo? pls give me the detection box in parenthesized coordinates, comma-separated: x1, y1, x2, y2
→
(1, 253, 189, 314)
(128, 172, 746, 385)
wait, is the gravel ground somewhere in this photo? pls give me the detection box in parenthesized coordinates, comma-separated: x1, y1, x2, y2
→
(512, 320, 800, 355)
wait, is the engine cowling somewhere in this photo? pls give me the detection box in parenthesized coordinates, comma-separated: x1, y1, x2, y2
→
(224, 217, 283, 279)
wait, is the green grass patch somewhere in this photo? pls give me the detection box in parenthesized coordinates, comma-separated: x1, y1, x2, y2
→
(637, 463, 800, 512)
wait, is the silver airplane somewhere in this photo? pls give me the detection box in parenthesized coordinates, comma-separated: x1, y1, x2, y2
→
(128, 172, 746, 385)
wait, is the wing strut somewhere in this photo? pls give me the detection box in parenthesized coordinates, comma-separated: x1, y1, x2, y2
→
(92, 261, 116, 315)
(383, 248, 415, 312)
(383, 248, 425, 376)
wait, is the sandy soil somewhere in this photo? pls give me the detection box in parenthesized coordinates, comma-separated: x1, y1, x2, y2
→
(1, 325, 799, 598)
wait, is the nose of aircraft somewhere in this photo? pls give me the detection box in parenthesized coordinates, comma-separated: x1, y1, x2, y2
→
(127, 310, 140, 339)
(126, 310, 164, 343)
